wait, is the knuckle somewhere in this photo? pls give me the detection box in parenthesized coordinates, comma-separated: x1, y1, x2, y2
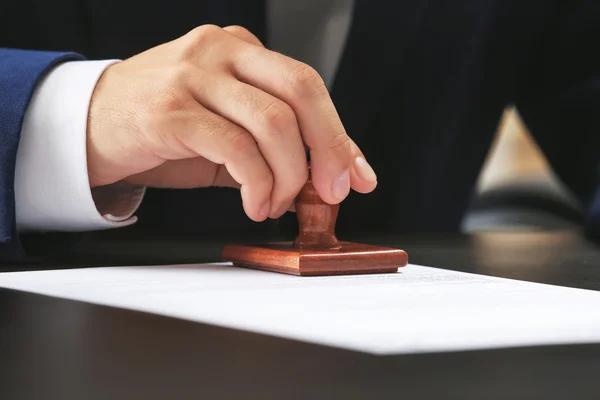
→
(257, 168, 275, 187)
(187, 24, 222, 42)
(228, 130, 257, 154)
(225, 25, 252, 36)
(257, 101, 297, 137)
(180, 24, 223, 58)
(288, 63, 328, 97)
(328, 131, 352, 151)
(224, 25, 262, 46)
(165, 63, 191, 86)
(226, 131, 273, 187)
(155, 88, 187, 114)
(154, 66, 192, 112)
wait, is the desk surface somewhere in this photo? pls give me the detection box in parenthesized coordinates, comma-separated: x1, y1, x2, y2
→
(2, 231, 600, 399)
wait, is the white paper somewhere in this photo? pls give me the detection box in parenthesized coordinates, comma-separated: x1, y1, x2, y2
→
(1, 263, 600, 355)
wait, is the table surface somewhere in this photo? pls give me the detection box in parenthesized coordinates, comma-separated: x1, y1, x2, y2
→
(2, 231, 600, 399)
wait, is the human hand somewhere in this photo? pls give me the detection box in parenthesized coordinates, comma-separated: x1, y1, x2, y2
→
(87, 25, 377, 222)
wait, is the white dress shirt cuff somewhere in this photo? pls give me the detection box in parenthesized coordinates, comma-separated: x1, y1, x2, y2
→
(15, 59, 146, 233)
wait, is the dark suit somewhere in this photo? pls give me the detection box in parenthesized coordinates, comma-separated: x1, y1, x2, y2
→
(2, 0, 600, 262)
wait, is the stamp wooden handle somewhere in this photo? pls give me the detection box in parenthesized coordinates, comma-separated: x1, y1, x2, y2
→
(293, 169, 341, 250)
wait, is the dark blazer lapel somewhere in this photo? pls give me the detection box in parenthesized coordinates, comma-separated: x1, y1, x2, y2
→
(331, 0, 432, 145)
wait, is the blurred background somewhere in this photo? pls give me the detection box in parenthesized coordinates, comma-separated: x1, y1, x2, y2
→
(464, 108, 583, 232)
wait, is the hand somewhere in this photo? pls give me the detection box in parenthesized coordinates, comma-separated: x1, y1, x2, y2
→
(87, 24, 378, 222)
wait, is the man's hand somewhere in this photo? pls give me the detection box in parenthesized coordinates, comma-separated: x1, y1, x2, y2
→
(87, 25, 377, 222)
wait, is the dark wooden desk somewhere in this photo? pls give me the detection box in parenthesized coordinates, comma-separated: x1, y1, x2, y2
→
(2, 231, 600, 399)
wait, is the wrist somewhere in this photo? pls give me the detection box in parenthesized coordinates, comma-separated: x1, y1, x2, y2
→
(85, 61, 164, 188)
(86, 62, 121, 188)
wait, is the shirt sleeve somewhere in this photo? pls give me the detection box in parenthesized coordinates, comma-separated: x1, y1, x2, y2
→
(14, 59, 146, 233)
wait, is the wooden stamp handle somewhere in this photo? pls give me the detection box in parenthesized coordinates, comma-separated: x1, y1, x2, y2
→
(294, 168, 341, 250)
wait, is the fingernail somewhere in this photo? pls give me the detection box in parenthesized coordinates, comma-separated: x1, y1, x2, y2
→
(354, 156, 377, 182)
(331, 170, 350, 200)
(259, 201, 270, 220)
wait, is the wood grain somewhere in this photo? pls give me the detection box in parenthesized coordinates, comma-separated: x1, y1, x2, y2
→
(222, 241, 408, 276)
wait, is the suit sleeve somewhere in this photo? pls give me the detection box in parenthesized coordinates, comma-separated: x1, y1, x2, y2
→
(0, 48, 84, 262)
(514, 1, 600, 236)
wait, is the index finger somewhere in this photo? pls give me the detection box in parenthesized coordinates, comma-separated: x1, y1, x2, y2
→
(229, 46, 377, 204)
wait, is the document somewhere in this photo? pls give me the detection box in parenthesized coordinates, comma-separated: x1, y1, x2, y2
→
(2, 263, 600, 355)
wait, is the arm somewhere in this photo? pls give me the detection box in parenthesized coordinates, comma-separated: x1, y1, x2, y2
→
(0, 49, 145, 263)
(513, 1, 600, 235)
(2, 25, 379, 263)
(0, 48, 83, 262)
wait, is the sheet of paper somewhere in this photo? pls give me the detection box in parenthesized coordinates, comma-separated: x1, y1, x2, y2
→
(2, 263, 600, 355)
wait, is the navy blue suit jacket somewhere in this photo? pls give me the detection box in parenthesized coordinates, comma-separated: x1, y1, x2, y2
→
(1, 0, 600, 263)
(0, 49, 84, 262)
